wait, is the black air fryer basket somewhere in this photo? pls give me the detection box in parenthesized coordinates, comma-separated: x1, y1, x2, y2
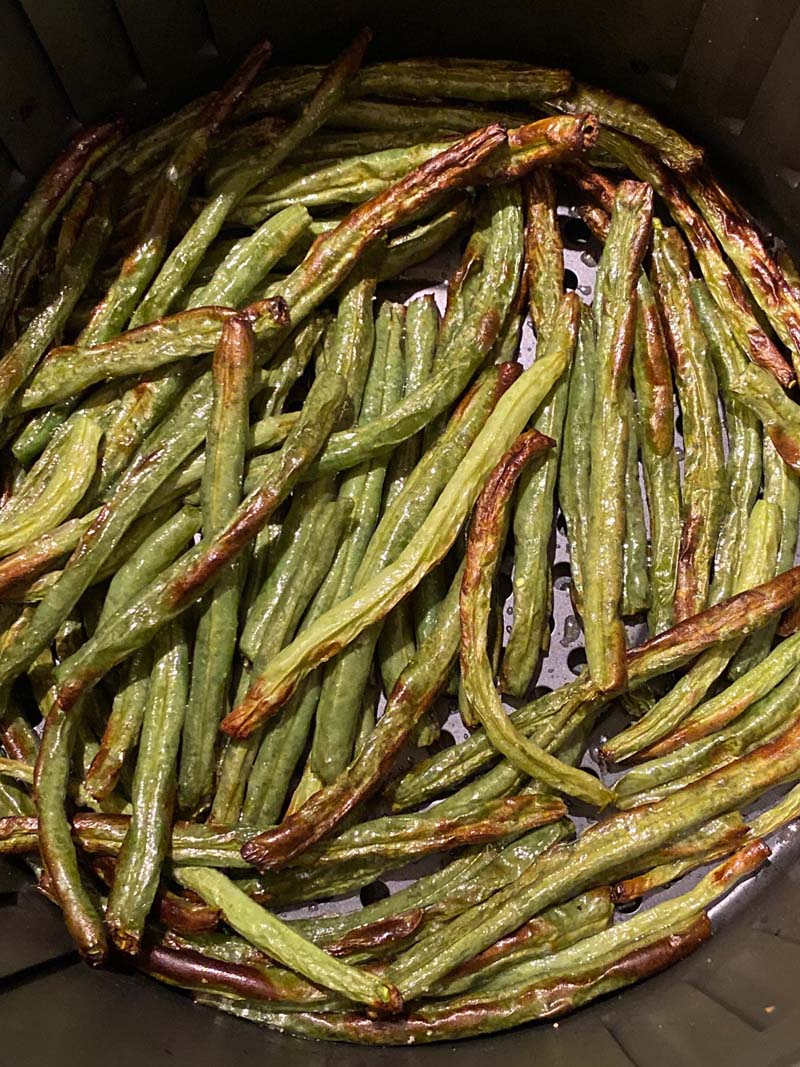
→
(2, 2, 800, 1064)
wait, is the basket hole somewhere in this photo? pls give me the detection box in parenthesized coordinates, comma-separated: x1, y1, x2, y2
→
(567, 647, 587, 676)
(563, 268, 579, 291)
(428, 728, 457, 754)
(616, 897, 642, 915)
(553, 560, 572, 590)
(562, 216, 591, 247)
(360, 880, 390, 906)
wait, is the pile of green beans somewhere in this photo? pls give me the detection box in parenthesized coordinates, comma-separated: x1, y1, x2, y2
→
(3, 29, 800, 1046)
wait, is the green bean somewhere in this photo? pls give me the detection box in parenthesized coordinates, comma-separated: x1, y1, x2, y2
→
(82, 650, 151, 804)
(501, 170, 569, 695)
(240, 59, 569, 118)
(241, 676, 321, 825)
(330, 97, 524, 132)
(253, 313, 328, 418)
(240, 562, 465, 870)
(645, 628, 800, 756)
(621, 393, 649, 614)
(584, 181, 653, 692)
(234, 115, 594, 227)
(684, 170, 800, 379)
(54, 370, 347, 710)
(0, 415, 101, 557)
(132, 31, 372, 325)
(611, 814, 750, 901)
(99, 505, 202, 626)
(231, 141, 463, 222)
(177, 315, 254, 817)
(201, 845, 762, 1041)
(311, 303, 406, 782)
(0, 120, 122, 335)
(460, 420, 612, 807)
(33, 636, 108, 962)
(91, 367, 203, 501)
(729, 361, 800, 474)
(0, 183, 115, 421)
(384, 712, 797, 1001)
(557, 304, 595, 612)
(174, 866, 401, 1012)
(547, 81, 701, 172)
(631, 278, 678, 632)
(287, 794, 566, 871)
(17, 300, 287, 411)
(378, 296, 437, 699)
(689, 280, 762, 605)
(378, 199, 472, 281)
(652, 221, 726, 621)
(730, 437, 800, 677)
(222, 277, 583, 740)
(188, 205, 311, 309)
(393, 562, 800, 808)
(211, 499, 350, 826)
(75, 44, 269, 344)
(603, 499, 782, 763)
(12, 403, 75, 467)
(746, 781, 800, 841)
(616, 659, 800, 804)
(356, 58, 571, 103)
(777, 245, 800, 297)
(598, 128, 794, 389)
(431, 888, 614, 997)
(104, 621, 188, 952)
(239, 492, 335, 663)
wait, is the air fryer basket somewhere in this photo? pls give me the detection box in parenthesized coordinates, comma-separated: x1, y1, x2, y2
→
(2, 2, 800, 1064)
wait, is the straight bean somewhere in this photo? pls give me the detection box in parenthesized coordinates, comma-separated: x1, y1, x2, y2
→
(105, 622, 188, 952)
(652, 222, 726, 620)
(178, 316, 254, 816)
(584, 181, 653, 691)
(501, 170, 569, 695)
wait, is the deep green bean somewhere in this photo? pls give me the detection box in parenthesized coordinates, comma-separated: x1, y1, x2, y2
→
(311, 303, 406, 782)
(189, 205, 311, 310)
(105, 621, 188, 952)
(557, 305, 594, 613)
(132, 31, 372, 325)
(584, 181, 653, 692)
(0, 183, 114, 421)
(0, 120, 122, 335)
(210, 498, 349, 826)
(178, 316, 254, 816)
(621, 392, 649, 614)
(54, 370, 347, 710)
(689, 279, 761, 605)
(501, 170, 569, 696)
(652, 221, 726, 621)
